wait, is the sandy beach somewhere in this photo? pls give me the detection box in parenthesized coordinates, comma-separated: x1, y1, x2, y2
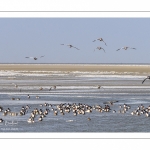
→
(0, 64, 150, 75)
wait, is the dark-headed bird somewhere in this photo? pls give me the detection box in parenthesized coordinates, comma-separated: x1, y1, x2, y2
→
(92, 38, 107, 46)
(25, 56, 44, 60)
(142, 76, 150, 84)
(61, 44, 80, 50)
(97, 85, 104, 89)
(116, 47, 136, 51)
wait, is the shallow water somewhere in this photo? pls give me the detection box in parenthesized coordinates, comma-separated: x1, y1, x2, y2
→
(0, 70, 150, 132)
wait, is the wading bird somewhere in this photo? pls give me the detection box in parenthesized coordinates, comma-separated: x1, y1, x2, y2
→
(61, 44, 80, 50)
(94, 47, 105, 53)
(25, 56, 44, 60)
(92, 38, 107, 46)
(116, 47, 136, 51)
(142, 76, 150, 84)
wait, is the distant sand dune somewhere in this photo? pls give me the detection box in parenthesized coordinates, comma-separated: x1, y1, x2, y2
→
(0, 64, 150, 75)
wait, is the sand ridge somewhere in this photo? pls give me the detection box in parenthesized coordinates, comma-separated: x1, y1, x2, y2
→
(0, 64, 150, 75)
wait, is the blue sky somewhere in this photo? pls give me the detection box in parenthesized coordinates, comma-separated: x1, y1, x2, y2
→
(0, 18, 150, 64)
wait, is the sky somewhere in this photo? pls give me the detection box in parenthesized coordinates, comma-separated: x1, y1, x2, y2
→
(0, 18, 150, 64)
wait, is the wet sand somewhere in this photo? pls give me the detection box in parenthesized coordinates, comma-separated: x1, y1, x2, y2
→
(0, 64, 150, 75)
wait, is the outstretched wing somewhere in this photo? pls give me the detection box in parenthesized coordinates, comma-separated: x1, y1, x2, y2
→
(40, 56, 44, 58)
(102, 41, 107, 46)
(102, 48, 106, 52)
(25, 57, 34, 59)
(92, 39, 96, 42)
(73, 46, 80, 50)
(130, 47, 136, 50)
(142, 78, 147, 84)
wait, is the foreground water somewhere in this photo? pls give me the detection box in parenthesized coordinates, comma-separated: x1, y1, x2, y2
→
(0, 69, 150, 132)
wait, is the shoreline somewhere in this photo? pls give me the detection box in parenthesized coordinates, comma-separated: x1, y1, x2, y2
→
(0, 64, 150, 75)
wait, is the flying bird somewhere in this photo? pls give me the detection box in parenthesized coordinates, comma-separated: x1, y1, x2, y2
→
(25, 56, 44, 60)
(142, 76, 150, 84)
(61, 44, 80, 50)
(92, 38, 107, 46)
(116, 47, 136, 51)
(94, 47, 105, 53)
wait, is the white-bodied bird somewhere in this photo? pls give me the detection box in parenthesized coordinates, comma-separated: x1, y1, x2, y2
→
(61, 44, 80, 50)
(92, 38, 107, 46)
(116, 47, 136, 51)
(94, 47, 105, 53)
(25, 56, 44, 60)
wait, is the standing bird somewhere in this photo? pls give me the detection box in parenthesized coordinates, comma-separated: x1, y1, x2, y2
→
(25, 56, 44, 60)
(94, 47, 105, 53)
(61, 44, 80, 50)
(92, 38, 107, 46)
(116, 47, 136, 51)
(142, 76, 150, 84)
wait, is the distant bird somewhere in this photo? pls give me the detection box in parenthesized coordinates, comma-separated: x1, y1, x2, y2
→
(61, 44, 80, 50)
(12, 83, 18, 88)
(142, 76, 150, 84)
(36, 96, 40, 99)
(0, 118, 4, 123)
(94, 47, 105, 53)
(27, 94, 30, 99)
(92, 38, 107, 46)
(25, 56, 44, 60)
(116, 47, 136, 51)
(97, 85, 104, 89)
(39, 87, 43, 90)
(53, 85, 56, 89)
(103, 100, 118, 105)
(87, 118, 91, 121)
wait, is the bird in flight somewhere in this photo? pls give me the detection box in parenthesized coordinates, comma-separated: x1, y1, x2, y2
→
(25, 56, 44, 60)
(61, 44, 80, 50)
(142, 76, 150, 84)
(92, 38, 107, 46)
(94, 47, 105, 53)
(116, 47, 136, 51)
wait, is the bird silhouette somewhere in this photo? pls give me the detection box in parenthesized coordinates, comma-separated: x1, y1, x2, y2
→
(94, 47, 105, 53)
(25, 56, 44, 60)
(142, 76, 150, 84)
(92, 38, 107, 46)
(61, 44, 80, 50)
(116, 47, 136, 51)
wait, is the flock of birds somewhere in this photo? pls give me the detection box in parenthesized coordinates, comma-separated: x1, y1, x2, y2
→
(1, 97, 150, 124)
(24, 37, 136, 60)
(0, 75, 150, 125)
(1, 37, 150, 129)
